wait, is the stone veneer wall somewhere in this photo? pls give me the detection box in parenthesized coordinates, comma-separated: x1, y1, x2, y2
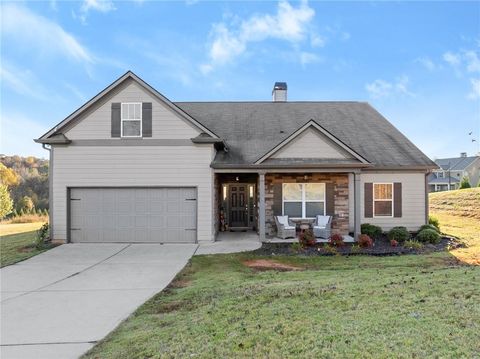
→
(265, 173, 349, 236)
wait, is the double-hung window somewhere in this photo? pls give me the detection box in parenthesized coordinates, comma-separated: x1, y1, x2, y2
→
(373, 183, 393, 217)
(121, 103, 142, 138)
(282, 183, 325, 218)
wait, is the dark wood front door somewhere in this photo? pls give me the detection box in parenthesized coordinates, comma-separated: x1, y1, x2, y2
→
(229, 184, 248, 228)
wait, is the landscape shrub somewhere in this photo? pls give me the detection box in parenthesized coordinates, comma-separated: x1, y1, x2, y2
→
(329, 233, 344, 247)
(290, 242, 302, 252)
(360, 223, 382, 239)
(299, 229, 316, 247)
(35, 222, 50, 249)
(428, 216, 440, 231)
(350, 244, 361, 253)
(416, 228, 441, 244)
(403, 240, 423, 250)
(358, 234, 373, 248)
(322, 245, 338, 255)
(419, 224, 440, 233)
(387, 226, 410, 243)
(390, 239, 399, 247)
(459, 176, 471, 189)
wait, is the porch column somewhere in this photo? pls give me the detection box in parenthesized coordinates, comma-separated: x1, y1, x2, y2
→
(259, 171, 266, 241)
(354, 172, 361, 241)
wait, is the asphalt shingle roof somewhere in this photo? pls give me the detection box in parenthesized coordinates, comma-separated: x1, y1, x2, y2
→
(175, 101, 436, 169)
(435, 156, 479, 171)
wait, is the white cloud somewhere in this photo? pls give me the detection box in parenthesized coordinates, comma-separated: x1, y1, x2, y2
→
(443, 48, 480, 99)
(0, 63, 49, 101)
(2, 4, 93, 63)
(468, 78, 480, 100)
(79, 0, 116, 23)
(299, 51, 321, 66)
(443, 51, 461, 67)
(365, 79, 393, 99)
(416, 57, 438, 71)
(310, 33, 326, 48)
(203, 0, 316, 70)
(365, 76, 414, 99)
(465, 51, 480, 73)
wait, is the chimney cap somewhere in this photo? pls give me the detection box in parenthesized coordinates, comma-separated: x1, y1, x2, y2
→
(460, 152, 467, 157)
(273, 82, 287, 91)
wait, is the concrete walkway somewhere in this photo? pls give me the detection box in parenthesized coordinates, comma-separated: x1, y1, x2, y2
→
(195, 232, 262, 255)
(0, 243, 197, 359)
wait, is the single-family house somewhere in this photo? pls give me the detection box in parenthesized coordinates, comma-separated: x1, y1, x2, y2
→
(428, 153, 480, 192)
(35, 71, 437, 243)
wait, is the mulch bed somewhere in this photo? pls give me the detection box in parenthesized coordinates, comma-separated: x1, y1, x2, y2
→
(253, 235, 464, 257)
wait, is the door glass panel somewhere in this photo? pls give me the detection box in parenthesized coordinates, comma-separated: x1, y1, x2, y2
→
(284, 202, 302, 217)
(283, 183, 302, 200)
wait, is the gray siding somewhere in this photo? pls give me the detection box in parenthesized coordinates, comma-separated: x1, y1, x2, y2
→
(51, 145, 215, 242)
(271, 127, 353, 159)
(65, 80, 201, 140)
(360, 172, 426, 231)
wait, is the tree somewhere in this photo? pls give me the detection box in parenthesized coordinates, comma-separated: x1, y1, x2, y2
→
(0, 163, 19, 186)
(0, 185, 13, 218)
(19, 196, 34, 212)
(459, 176, 471, 189)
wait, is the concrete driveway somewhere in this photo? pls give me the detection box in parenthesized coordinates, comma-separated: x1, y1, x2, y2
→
(0, 243, 198, 359)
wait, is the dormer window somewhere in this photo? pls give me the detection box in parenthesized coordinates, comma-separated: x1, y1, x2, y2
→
(121, 103, 142, 137)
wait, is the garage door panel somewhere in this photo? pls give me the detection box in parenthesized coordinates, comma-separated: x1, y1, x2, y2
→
(70, 188, 196, 243)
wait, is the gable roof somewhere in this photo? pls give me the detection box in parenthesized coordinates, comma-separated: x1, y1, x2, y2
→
(37, 71, 219, 141)
(255, 120, 369, 164)
(175, 101, 437, 169)
(435, 156, 479, 171)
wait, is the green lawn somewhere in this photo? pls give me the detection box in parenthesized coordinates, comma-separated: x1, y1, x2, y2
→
(0, 230, 56, 267)
(85, 252, 480, 358)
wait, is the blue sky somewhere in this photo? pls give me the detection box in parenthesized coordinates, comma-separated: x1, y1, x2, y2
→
(1, 0, 479, 159)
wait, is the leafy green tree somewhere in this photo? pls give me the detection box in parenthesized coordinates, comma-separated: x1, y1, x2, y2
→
(0, 185, 13, 218)
(459, 176, 471, 189)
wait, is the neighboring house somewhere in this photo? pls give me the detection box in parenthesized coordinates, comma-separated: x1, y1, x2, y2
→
(36, 71, 437, 244)
(428, 153, 480, 192)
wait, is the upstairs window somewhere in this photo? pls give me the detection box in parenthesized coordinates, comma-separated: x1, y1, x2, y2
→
(121, 103, 142, 137)
(373, 183, 393, 217)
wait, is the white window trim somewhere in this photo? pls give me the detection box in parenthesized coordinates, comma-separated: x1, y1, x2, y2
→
(373, 182, 394, 218)
(120, 102, 142, 138)
(282, 183, 326, 219)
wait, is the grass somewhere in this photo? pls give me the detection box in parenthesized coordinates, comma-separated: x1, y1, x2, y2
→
(430, 188, 480, 265)
(0, 228, 56, 267)
(84, 252, 480, 358)
(0, 221, 46, 236)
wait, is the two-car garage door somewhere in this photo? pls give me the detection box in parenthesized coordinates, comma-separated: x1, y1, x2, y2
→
(69, 187, 197, 243)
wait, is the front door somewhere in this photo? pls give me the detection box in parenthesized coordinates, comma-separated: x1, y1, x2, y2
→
(229, 184, 248, 228)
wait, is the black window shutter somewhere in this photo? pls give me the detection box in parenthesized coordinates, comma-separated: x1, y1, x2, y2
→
(142, 102, 152, 137)
(325, 183, 335, 216)
(394, 182, 402, 217)
(272, 183, 283, 216)
(364, 183, 373, 218)
(111, 103, 121, 137)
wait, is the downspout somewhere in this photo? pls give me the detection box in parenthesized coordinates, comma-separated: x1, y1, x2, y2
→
(425, 171, 430, 225)
(42, 144, 54, 240)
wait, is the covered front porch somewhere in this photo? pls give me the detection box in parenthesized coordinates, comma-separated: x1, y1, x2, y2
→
(214, 170, 362, 242)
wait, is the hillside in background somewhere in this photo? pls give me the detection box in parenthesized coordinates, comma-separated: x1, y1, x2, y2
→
(0, 155, 49, 211)
(430, 188, 480, 265)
